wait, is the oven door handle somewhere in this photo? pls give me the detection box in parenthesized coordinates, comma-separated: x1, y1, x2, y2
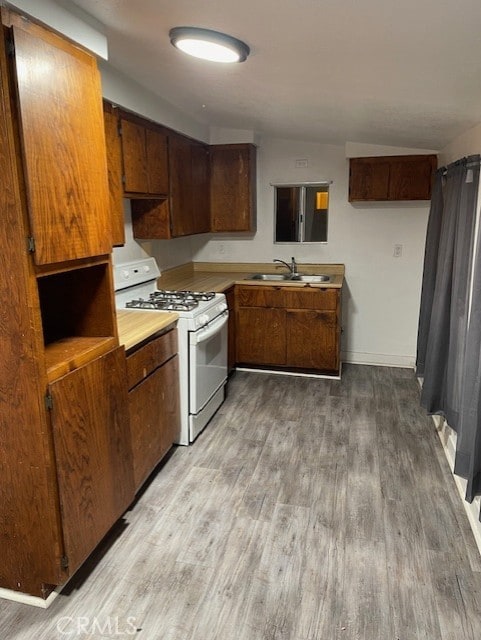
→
(190, 311, 229, 345)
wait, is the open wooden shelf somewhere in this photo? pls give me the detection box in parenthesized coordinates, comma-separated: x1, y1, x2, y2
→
(45, 336, 117, 382)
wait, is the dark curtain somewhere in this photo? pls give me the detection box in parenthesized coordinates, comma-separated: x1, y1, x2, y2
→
(455, 202, 481, 502)
(416, 155, 481, 503)
(416, 170, 444, 375)
(420, 157, 479, 426)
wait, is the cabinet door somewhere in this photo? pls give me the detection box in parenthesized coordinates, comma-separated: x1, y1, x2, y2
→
(121, 118, 148, 194)
(169, 133, 194, 237)
(236, 307, 286, 365)
(103, 104, 125, 246)
(10, 22, 111, 265)
(286, 310, 339, 371)
(210, 144, 256, 232)
(129, 355, 180, 490)
(349, 158, 390, 201)
(389, 156, 436, 200)
(49, 347, 134, 575)
(191, 141, 211, 234)
(146, 128, 169, 194)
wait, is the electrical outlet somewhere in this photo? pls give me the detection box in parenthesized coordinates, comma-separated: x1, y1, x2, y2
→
(393, 244, 403, 258)
(219, 243, 225, 255)
(295, 158, 308, 168)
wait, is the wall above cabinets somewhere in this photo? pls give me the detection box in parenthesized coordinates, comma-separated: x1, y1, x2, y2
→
(103, 101, 257, 241)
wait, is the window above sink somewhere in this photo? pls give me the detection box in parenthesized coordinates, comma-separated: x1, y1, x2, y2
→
(273, 182, 331, 244)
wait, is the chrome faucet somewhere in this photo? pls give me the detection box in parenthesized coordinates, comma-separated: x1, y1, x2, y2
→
(273, 256, 298, 274)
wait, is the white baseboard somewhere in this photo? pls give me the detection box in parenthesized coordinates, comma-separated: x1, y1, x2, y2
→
(342, 350, 415, 368)
(0, 585, 62, 608)
(235, 366, 341, 380)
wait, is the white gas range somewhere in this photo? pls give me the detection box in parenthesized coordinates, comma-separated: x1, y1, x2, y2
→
(114, 258, 228, 445)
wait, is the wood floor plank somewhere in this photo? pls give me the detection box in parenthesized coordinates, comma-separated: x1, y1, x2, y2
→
(337, 538, 392, 640)
(189, 517, 270, 640)
(0, 366, 480, 640)
(428, 551, 476, 640)
(383, 498, 443, 639)
(237, 503, 310, 640)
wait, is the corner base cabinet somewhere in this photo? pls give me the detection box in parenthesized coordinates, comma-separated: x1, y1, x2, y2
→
(235, 285, 341, 376)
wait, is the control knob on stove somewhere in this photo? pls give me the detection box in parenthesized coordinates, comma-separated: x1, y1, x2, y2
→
(199, 314, 210, 326)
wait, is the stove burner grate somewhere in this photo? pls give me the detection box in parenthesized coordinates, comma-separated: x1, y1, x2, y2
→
(151, 290, 216, 302)
(125, 297, 198, 311)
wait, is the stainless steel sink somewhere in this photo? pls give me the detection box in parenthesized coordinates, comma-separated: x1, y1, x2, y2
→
(290, 274, 331, 283)
(247, 273, 331, 283)
(248, 273, 291, 281)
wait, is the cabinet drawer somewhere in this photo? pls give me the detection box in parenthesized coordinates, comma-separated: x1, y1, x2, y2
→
(236, 286, 287, 308)
(236, 285, 338, 310)
(282, 288, 338, 310)
(126, 329, 177, 389)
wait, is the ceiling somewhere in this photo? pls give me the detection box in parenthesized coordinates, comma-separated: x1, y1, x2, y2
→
(63, 0, 481, 150)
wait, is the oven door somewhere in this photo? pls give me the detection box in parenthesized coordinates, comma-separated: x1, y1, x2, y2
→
(188, 310, 228, 415)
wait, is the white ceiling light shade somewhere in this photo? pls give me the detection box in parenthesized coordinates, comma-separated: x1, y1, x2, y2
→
(169, 27, 250, 63)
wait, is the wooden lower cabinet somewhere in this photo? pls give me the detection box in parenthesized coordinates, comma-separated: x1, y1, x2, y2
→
(125, 329, 180, 490)
(49, 347, 135, 577)
(286, 309, 339, 371)
(237, 307, 286, 365)
(235, 285, 341, 375)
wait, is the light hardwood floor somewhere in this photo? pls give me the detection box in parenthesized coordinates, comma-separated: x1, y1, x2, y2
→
(2, 365, 481, 639)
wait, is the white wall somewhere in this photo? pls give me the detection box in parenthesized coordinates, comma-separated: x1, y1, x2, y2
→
(100, 64, 209, 143)
(193, 136, 431, 366)
(439, 122, 481, 165)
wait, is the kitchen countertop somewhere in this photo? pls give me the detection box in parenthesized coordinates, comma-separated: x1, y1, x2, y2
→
(116, 309, 178, 351)
(157, 262, 344, 292)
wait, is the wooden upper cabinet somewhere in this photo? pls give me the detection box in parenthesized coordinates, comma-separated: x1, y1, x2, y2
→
(349, 155, 437, 202)
(191, 140, 210, 234)
(349, 158, 390, 201)
(103, 102, 125, 246)
(169, 133, 210, 237)
(389, 156, 437, 200)
(120, 115, 169, 196)
(146, 128, 169, 194)
(210, 143, 257, 232)
(6, 16, 112, 265)
(169, 132, 194, 237)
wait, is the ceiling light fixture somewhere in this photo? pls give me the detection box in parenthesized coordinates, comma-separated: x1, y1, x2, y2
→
(169, 27, 250, 63)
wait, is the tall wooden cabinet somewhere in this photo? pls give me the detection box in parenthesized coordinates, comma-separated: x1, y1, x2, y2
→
(0, 9, 134, 600)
